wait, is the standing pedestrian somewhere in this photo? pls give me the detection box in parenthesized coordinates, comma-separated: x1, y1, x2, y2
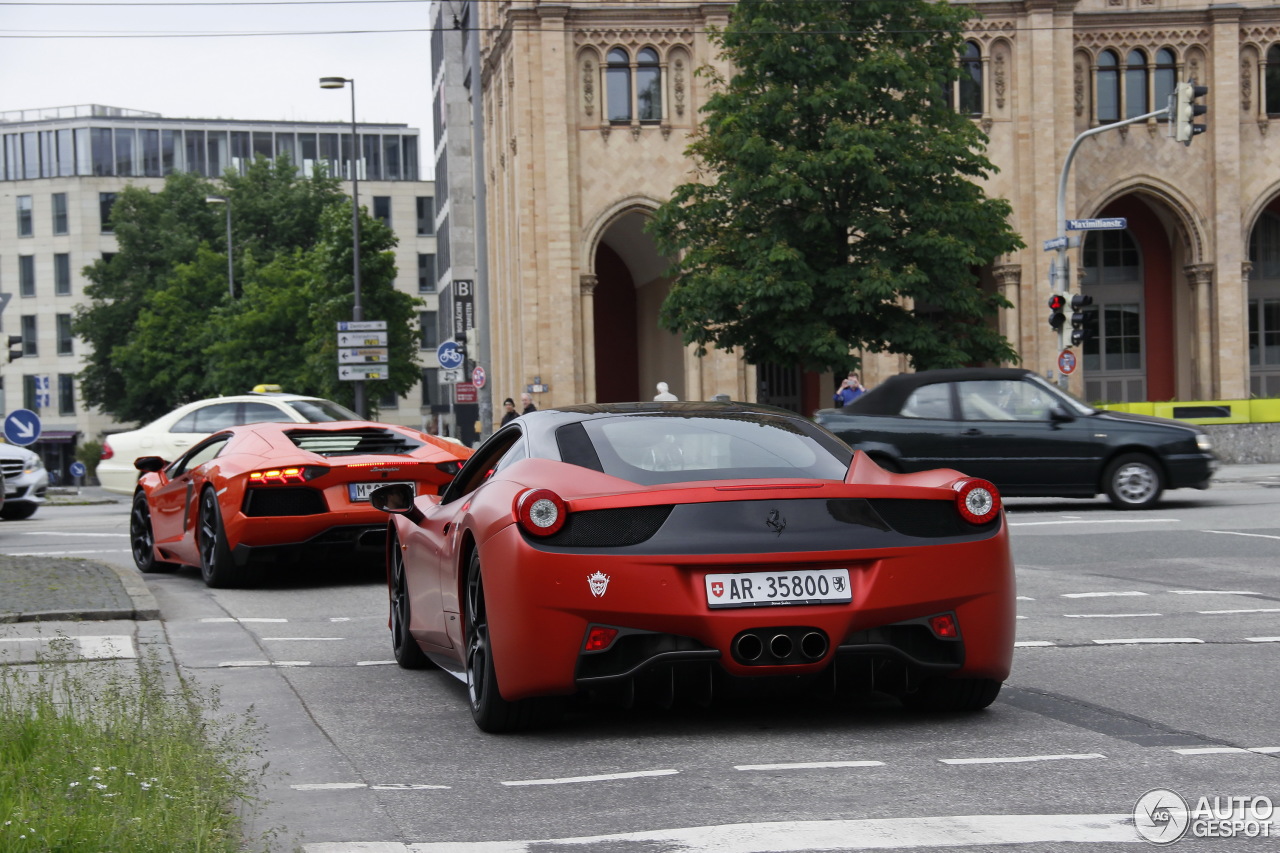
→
(833, 371, 865, 407)
(500, 397, 518, 425)
(521, 392, 537, 415)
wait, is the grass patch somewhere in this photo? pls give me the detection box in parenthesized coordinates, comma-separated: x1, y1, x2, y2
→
(1, 636, 274, 852)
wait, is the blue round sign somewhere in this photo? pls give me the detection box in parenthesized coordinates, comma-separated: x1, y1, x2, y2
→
(436, 340, 464, 370)
(3, 408, 42, 446)
(70, 461, 87, 478)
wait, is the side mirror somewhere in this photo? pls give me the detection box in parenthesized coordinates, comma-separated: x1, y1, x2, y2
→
(134, 456, 167, 473)
(369, 481, 420, 511)
(1049, 407, 1075, 425)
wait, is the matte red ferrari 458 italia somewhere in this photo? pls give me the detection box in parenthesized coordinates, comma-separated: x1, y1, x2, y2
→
(370, 402, 1016, 732)
(129, 421, 472, 587)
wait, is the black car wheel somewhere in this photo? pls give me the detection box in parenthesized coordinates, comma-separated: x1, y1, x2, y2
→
(1104, 453, 1164, 509)
(199, 488, 246, 588)
(130, 492, 173, 573)
(0, 502, 39, 520)
(903, 677, 1002, 712)
(389, 529, 432, 669)
(464, 550, 544, 732)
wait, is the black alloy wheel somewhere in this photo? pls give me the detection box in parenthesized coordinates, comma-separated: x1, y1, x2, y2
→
(464, 550, 544, 732)
(198, 488, 245, 588)
(130, 491, 173, 573)
(389, 530, 432, 669)
(0, 502, 38, 520)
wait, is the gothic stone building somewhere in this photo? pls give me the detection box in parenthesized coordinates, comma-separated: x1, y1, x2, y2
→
(471, 0, 1280, 415)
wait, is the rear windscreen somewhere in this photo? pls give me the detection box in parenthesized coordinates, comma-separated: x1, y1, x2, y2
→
(558, 414, 851, 485)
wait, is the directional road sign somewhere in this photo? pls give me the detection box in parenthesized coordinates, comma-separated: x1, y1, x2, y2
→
(4, 408, 42, 446)
(338, 331, 388, 347)
(337, 320, 387, 332)
(338, 348, 388, 364)
(70, 461, 87, 479)
(436, 341, 464, 370)
(1066, 217, 1127, 231)
(339, 364, 390, 381)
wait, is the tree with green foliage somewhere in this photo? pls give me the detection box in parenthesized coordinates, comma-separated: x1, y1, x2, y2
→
(648, 0, 1025, 374)
(74, 156, 421, 424)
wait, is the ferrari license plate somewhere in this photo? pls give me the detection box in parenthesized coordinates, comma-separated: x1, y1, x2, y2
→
(704, 569, 852, 609)
(349, 481, 414, 502)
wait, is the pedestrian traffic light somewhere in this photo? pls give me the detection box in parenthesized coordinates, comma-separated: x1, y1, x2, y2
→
(1048, 293, 1067, 331)
(1173, 80, 1208, 145)
(7, 335, 21, 362)
(1070, 293, 1094, 346)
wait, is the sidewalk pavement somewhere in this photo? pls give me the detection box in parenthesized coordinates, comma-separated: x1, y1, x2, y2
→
(3, 464, 1279, 627)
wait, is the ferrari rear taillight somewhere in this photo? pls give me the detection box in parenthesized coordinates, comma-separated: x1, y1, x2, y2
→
(100, 441, 114, 460)
(247, 465, 325, 486)
(953, 478, 1001, 524)
(515, 488, 567, 536)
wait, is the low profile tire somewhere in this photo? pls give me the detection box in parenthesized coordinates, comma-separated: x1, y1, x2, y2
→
(1104, 453, 1164, 510)
(903, 677, 1002, 712)
(389, 529, 433, 669)
(0, 503, 39, 520)
(199, 488, 247, 588)
(464, 550, 546, 733)
(130, 492, 174, 574)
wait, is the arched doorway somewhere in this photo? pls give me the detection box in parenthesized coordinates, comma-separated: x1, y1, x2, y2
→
(1248, 205, 1280, 398)
(1079, 196, 1176, 403)
(591, 210, 684, 403)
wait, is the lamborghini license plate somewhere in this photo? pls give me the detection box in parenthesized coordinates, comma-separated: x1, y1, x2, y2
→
(704, 569, 852, 608)
(349, 481, 414, 502)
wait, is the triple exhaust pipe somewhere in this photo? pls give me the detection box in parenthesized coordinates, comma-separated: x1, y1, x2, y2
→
(732, 627, 829, 666)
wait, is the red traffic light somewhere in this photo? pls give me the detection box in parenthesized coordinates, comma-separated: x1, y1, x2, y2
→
(1048, 294, 1067, 311)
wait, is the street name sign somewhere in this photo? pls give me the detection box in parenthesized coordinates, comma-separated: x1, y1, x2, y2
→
(339, 364, 390, 381)
(1043, 236, 1068, 251)
(338, 321, 387, 332)
(1066, 217, 1127, 231)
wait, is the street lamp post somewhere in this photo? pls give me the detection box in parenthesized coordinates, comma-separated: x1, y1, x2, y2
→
(204, 195, 234, 298)
(319, 75, 365, 417)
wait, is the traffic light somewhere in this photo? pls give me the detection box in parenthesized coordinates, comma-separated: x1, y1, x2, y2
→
(1070, 293, 1094, 346)
(1173, 80, 1208, 145)
(1048, 293, 1067, 331)
(7, 335, 21, 363)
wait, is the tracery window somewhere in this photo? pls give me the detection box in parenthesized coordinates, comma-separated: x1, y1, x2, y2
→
(1154, 49, 1177, 116)
(1125, 50, 1148, 118)
(636, 48, 663, 122)
(1267, 45, 1280, 116)
(607, 49, 632, 122)
(958, 41, 982, 116)
(606, 47, 665, 124)
(1097, 50, 1120, 123)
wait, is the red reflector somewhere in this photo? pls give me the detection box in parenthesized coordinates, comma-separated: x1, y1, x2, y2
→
(584, 627, 618, 652)
(929, 614, 958, 639)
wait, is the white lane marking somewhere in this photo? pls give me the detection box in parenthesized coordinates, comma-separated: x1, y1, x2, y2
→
(734, 761, 884, 771)
(330, 617, 352, 622)
(370, 783, 451, 790)
(1016, 615, 1027, 620)
(1197, 608, 1280, 615)
(1246, 637, 1280, 643)
(502, 769, 679, 787)
(939, 753, 1105, 766)
(77, 636, 137, 660)
(20, 532, 130, 538)
(1203, 529, 1280, 541)
(1064, 613, 1162, 618)
(290, 782, 451, 791)
(357, 660, 397, 666)
(1249, 747, 1280, 754)
(1173, 747, 1252, 755)
(263, 630, 345, 637)
(201, 617, 289, 623)
(5, 550, 132, 556)
(1016, 596, 1036, 601)
(330, 814, 1141, 852)
(218, 660, 312, 667)
(1062, 591, 1148, 598)
(1093, 638, 1203, 645)
(1171, 590, 1260, 595)
(1014, 641, 1055, 647)
(1009, 518, 1177, 527)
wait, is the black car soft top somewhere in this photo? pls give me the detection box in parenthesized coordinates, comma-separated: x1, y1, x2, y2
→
(842, 368, 1036, 416)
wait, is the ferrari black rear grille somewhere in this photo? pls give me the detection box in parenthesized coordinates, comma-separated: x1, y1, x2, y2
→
(540, 505, 674, 547)
(865, 499, 997, 538)
(242, 488, 327, 517)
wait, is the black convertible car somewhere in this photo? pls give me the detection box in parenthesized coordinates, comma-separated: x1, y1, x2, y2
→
(815, 368, 1217, 509)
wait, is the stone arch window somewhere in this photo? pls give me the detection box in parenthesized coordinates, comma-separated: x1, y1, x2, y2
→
(1154, 49, 1177, 117)
(958, 40, 983, 116)
(1248, 210, 1280, 395)
(607, 48, 632, 122)
(1096, 50, 1121, 123)
(1267, 45, 1280, 116)
(636, 47, 663, 122)
(1125, 49, 1149, 118)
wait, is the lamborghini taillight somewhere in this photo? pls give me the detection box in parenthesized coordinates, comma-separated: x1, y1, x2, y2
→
(247, 466, 325, 486)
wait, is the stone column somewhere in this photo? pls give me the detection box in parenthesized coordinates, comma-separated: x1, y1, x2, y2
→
(1185, 263, 1215, 399)
(993, 263, 1022, 364)
(579, 274, 598, 404)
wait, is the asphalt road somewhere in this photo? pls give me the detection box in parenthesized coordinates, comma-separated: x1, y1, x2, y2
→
(4, 475, 1279, 851)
